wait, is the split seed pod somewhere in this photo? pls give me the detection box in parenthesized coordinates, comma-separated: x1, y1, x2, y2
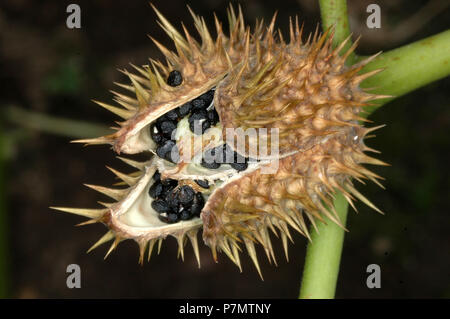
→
(52, 5, 388, 278)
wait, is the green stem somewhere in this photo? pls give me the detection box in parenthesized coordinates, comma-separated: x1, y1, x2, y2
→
(299, 193, 349, 298)
(319, 0, 356, 64)
(360, 29, 450, 114)
(4, 105, 111, 139)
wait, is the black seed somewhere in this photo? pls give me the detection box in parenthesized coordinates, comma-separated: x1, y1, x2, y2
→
(151, 134, 162, 144)
(192, 98, 206, 111)
(148, 182, 163, 198)
(201, 159, 220, 169)
(156, 140, 176, 159)
(230, 162, 248, 172)
(152, 171, 161, 181)
(203, 120, 211, 131)
(202, 147, 220, 168)
(189, 119, 210, 135)
(151, 199, 170, 213)
(161, 136, 169, 145)
(167, 70, 183, 86)
(157, 214, 169, 223)
(159, 120, 177, 137)
(235, 152, 247, 164)
(223, 144, 248, 170)
(195, 179, 209, 188)
(156, 114, 168, 126)
(165, 151, 179, 164)
(191, 193, 205, 217)
(161, 185, 176, 197)
(178, 102, 192, 117)
(161, 178, 177, 187)
(161, 178, 177, 194)
(188, 110, 208, 134)
(178, 185, 195, 205)
(200, 90, 214, 106)
(203, 147, 217, 163)
(164, 144, 180, 163)
(150, 124, 164, 144)
(167, 213, 179, 223)
(151, 133, 164, 144)
(188, 121, 196, 134)
(188, 110, 207, 123)
(206, 109, 219, 125)
(180, 209, 191, 221)
(166, 109, 179, 121)
(157, 212, 180, 224)
(164, 189, 179, 210)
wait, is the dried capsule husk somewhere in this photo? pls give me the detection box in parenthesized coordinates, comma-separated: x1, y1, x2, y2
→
(52, 5, 388, 277)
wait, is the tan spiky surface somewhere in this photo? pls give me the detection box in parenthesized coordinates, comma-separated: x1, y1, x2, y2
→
(76, 4, 249, 155)
(216, 23, 386, 157)
(52, 5, 387, 278)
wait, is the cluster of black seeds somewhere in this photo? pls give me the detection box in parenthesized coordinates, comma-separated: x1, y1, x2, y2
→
(201, 144, 249, 172)
(150, 87, 219, 162)
(187, 90, 219, 135)
(151, 120, 179, 163)
(149, 171, 205, 224)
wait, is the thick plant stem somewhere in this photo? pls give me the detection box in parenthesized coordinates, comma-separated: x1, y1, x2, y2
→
(319, 0, 356, 64)
(360, 29, 450, 114)
(4, 105, 111, 139)
(299, 193, 349, 299)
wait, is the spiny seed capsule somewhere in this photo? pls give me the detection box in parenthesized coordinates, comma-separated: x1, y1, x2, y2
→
(57, 5, 387, 276)
(166, 70, 182, 86)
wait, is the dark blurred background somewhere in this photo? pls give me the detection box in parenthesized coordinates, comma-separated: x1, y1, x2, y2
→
(0, 0, 449, 298)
